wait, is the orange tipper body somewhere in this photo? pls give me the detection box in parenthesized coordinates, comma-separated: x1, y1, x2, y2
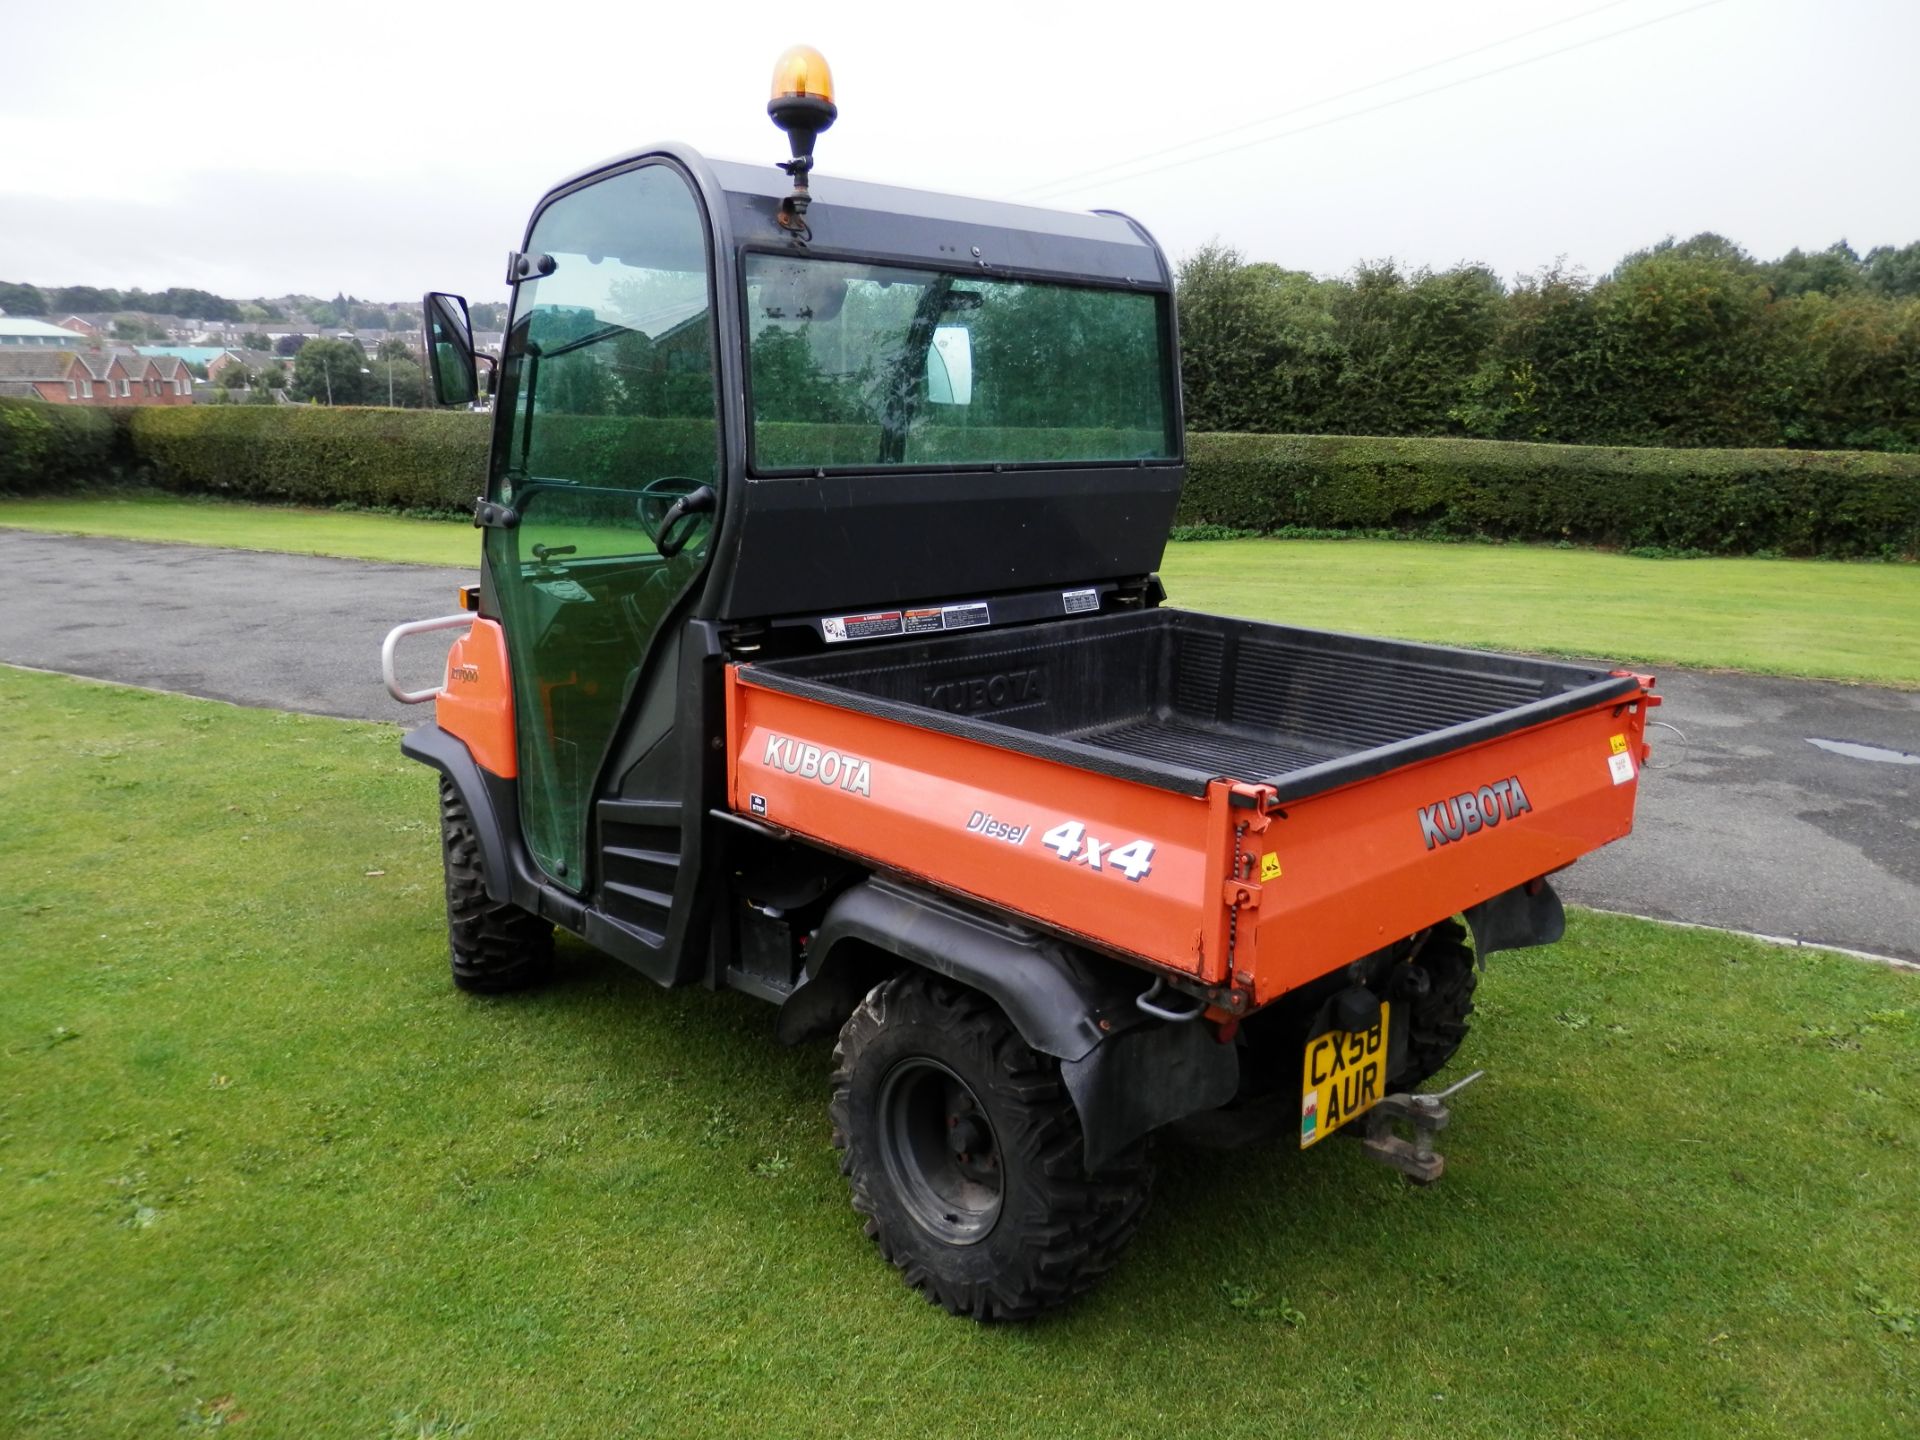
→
(726, 663, 1654, 1010)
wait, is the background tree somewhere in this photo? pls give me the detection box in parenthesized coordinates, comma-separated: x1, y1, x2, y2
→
(1863, 243, 1920, 298)
(370, 357, 426, 407)
(51, 285, 118, 313)
(0, 281, 50, 315)
(161, 287, 241, 321)
(258, 359, 289, 391)
(290, 338, 372, 404)
(1175, 230, 1920, 451)
(242, 332, 272, 351)
(1329, 261, 1504, 436)
(374, 336, 414, 361)
(109, 313, 168, 342)
(1761, 242, 1861, 298)
(216, 363, 252, 391)
(274, 334, 309, 358)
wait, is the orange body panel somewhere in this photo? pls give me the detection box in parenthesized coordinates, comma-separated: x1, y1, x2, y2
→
(435, 619, 517, 779)
(1233, 700, 1648, 1003)
(727, 662, 1654, 1009)
(727, 670, 1225, 972)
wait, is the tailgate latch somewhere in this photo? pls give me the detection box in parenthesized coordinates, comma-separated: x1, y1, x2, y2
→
(1359, 1069, 1484, 1185)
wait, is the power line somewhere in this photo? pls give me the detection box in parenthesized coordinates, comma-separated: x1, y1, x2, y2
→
(1011, 0, 1644, 199)
(1021, 0, 1730, 203)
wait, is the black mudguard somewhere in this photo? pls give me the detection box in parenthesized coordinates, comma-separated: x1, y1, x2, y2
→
(1463, 879, 1566, 963)
(401, 721, 518, 902)
(780, 876, 1238, 1168)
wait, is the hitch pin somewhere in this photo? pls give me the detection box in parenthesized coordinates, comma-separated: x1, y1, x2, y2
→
(1412, 1069, 1485, 1108)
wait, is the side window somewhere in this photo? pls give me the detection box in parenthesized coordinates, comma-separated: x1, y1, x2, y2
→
(496, 165, 717, 562)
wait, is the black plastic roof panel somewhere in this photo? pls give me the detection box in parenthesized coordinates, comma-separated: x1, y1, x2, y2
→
(542, 146, 1171, 287)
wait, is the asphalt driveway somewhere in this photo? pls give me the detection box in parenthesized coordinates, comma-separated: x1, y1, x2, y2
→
(3, 529, 1915, 960)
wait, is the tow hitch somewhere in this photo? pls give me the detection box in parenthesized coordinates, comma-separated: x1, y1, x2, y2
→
(1359, 1070, 1484, 1185)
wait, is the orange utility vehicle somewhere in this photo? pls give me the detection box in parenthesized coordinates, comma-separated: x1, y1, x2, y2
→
(386, 48, 1657, 1320)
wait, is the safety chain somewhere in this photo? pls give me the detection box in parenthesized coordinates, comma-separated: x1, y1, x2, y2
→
(1225, 820, 1248, 974)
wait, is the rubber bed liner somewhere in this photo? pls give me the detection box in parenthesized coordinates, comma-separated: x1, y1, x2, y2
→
(745, 609, 1640, 800)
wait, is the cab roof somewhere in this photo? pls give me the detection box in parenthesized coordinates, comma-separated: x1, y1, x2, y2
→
(540, 143, 1172, 289)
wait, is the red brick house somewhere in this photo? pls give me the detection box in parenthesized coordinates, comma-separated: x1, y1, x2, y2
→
(73, 351, 193, 405)
(0, 349, 193, 405)
(56, 315, 101, 338)
(0, 350, 89, 402)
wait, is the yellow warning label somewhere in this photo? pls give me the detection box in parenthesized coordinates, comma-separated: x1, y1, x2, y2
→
(1609, 733, 1629, 754)
(1260, 852, 1283, 882)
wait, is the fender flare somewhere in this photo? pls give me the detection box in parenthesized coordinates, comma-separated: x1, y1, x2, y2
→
(779, 877, 1238, 1169)
(400, 722, 515, 902)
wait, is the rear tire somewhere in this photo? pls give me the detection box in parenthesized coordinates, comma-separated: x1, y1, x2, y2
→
(439, 777, 552, 993)
(1392, 920, 1478, 1088)
(829, 971, 1152, 1321)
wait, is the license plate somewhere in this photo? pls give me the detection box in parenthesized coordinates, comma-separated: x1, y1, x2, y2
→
(1300, 1002, 1389, 1149)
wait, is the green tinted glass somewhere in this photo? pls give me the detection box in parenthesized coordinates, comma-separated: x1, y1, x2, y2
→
(743, 256, 1174, 469)
(487, 164, 718, 888)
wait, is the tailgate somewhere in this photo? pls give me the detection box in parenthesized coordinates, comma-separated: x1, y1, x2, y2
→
(725, 659, 1654, 1008)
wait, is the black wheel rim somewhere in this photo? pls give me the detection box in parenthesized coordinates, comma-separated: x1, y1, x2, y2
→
(876, 1057, 1003, 1246)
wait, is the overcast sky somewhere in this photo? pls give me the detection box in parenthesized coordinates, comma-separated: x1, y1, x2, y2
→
(3, 0, 1915, 307)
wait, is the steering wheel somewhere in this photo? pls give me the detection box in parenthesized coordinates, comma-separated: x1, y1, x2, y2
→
(636, 476, 717, 559)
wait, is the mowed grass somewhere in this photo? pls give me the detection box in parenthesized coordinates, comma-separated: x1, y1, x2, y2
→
(0, 493, 480, 568)
(1162, 539, 1920, 688)
(2, 664, 1917, 1438)
(5, 492, 1917, 685)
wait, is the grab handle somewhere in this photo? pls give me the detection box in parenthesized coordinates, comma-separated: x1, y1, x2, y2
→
(381, 614, 474, 704)
(1135, 978, 1207, 1024)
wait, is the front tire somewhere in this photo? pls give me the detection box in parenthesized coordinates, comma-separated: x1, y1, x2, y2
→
(829, 971, 1152, 1321)
(439, 777, 552, 993)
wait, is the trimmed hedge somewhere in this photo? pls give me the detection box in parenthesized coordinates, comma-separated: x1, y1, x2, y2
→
(1182, 432, 1920, 558)
(5, 400, 1916, 559)
(0, 397, 125, 494)
(129, 405, 490, 512)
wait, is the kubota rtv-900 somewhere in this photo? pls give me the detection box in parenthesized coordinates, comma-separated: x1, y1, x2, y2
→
(385, 46, 1656, 1320)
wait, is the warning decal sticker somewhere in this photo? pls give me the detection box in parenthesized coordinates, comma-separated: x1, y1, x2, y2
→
(822, 611, 905, 643)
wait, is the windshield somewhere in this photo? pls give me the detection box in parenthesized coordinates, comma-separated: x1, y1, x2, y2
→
(743, 255, 1175, 470)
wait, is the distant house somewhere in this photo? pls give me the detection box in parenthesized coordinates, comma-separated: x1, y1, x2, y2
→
(0, 349, 89, 401)
(66, 350, 194, 405)
(56, 315, 100, 338)
(0, 317, 85, 347)
(138, 345, 232, 369)
(205, 347, 278, 384)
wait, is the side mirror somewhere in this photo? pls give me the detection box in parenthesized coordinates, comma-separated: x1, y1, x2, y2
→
(423, 291, 477, 407)
(927, 325, 973, 406)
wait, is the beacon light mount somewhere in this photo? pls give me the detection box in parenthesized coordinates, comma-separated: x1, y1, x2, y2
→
(767, 45, 837, 234)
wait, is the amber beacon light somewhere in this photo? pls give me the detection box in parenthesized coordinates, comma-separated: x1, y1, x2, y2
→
(768, 44, 837, 231)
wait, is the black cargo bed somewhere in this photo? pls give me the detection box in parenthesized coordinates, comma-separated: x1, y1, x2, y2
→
(746, 609, 1638, 800)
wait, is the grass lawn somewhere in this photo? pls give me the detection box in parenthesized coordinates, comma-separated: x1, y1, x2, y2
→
(0, 493, 480, 568)
(1164, 538, 1920, 688)
(2, 664, 1917, 1438)
(4, 493, 1916, 685)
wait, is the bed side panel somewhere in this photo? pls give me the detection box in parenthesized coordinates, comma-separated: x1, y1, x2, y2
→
(726, 666, 1224, 978)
